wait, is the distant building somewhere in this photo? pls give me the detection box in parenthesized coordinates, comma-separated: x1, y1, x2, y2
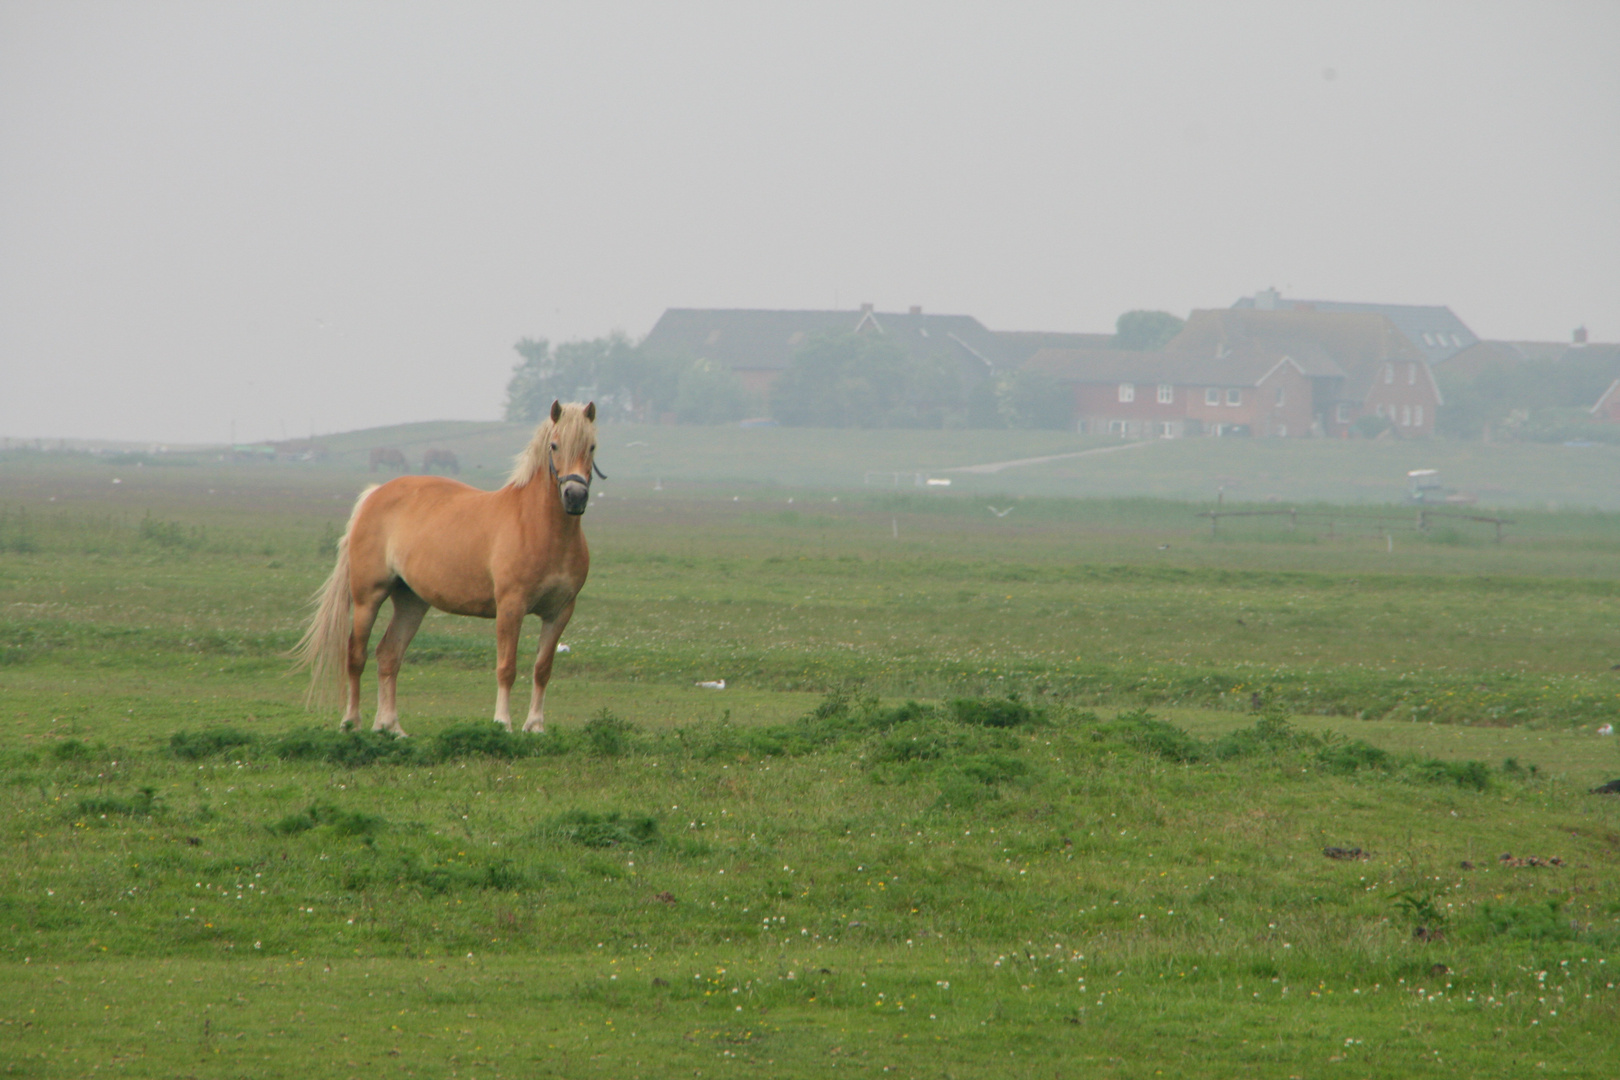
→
(993, 330, 1114, 367)
(1440, 328, 1620, 380)
(1234, 288, 1479, 365)
(1023, 307, 1443, 438)
(641, 305, 1011, 397)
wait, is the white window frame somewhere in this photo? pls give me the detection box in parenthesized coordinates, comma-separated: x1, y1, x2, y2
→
(1118, 382, 1135, 403)
(1226, 387, 1242, 406)
(1414, 405, 1424, 427)
(1205, 387, 1220, 406)
(1157, 383, 1173, 404)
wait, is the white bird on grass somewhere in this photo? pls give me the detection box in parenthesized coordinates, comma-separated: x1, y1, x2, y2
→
(696, 679, 727, 690)
(988, 506, 1013, 518)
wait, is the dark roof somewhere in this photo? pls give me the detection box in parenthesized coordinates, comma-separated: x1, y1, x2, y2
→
(1170, 308, 1429, 402)
(994, 330, 1115, 366)
(1024, 343, 1341, 388)
(642, 308, 1013, 373)
(1233, 289, 1478, 363)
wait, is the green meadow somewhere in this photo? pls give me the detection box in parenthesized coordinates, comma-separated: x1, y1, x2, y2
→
(1, 438, 1618, 1078)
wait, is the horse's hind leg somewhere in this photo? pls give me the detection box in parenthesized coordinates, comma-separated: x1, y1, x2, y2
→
(523, 600, 574, 734)
(342, 586, 388, 731)
(373, 588, 429, 737)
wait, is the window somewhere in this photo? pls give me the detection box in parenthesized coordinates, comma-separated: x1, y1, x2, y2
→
(1157, 383, 1173, 404)
(1226, 387, 1242, 406)
(1408, 364, 1417, 385)
(1402, 405, 1411, 426)
(1205, 387, 1220, 406)
(1274, 385, 1286, 406)
(1414, 405, 1424, 427)
(1384, 364, 1394, 384)
(1118, 383, 1135, 403)
(1422, 332, 1435, 347)
(1159, 422, 1175, 437)
(1108, 419, 1127, 436)
(1336, 403, 1351, 424)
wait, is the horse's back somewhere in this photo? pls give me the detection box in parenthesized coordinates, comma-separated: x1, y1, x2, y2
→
(348, 478, 511, 610)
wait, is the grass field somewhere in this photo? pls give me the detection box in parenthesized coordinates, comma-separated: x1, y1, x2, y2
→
(1, 446, 1618, 1078)
(29, 416, 1620, 508)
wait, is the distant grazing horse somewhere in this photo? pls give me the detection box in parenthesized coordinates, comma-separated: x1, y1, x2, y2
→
(295, 401, 604, 735)
(369, 447, 407, 473)
(422, 448, 460, 474)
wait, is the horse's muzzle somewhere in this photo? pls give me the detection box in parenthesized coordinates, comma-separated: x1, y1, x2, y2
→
(560, 477, 590, 515)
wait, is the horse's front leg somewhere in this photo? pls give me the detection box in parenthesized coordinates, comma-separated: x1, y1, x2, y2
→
(492, 601, 526, 730)
(523, 600, 575, 734)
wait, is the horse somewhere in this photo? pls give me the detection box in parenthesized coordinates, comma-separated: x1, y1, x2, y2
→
(422, 448, 460, 474)
(369, 447, 408, 473)
(295, 401, 604, 736)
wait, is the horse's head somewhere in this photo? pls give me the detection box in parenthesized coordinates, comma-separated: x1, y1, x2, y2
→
(547, 400, 602, 516)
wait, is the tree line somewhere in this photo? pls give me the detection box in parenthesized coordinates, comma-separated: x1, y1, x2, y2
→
(504, 311, 1183, 429)
(504, 331, 1079, 429)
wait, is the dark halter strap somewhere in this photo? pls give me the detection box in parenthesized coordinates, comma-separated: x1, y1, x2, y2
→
(548, 451, 606, 486)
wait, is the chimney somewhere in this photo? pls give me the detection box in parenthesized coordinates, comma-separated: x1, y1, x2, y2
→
(860, 302, 873, 314)
(909, 305, 922, 315)
(1573, 326, 1588, 346)
(1255, 287, 1280, 311)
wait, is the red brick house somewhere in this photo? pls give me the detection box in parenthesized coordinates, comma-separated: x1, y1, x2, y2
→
(1023, 308, 1444, 438)
(1023, 346, 1323, 437)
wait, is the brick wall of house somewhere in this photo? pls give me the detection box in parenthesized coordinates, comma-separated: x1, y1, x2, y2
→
(1073, 381, 1190, 436)
(1362, 360, 1440, 436)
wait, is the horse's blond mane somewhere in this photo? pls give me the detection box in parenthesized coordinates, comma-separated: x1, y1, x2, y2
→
(507, 404, 595, 488)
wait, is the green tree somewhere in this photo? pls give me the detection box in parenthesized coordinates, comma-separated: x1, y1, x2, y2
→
(1001, 370, 1073, 430)
(1112, 310, 1185, 351)
(673, 359, 752, 425)
(769, 332, 912, 427)
(504, 333, 680, 422)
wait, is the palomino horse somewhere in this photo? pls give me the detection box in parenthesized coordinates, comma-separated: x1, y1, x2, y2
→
(295, 401, 603, 735)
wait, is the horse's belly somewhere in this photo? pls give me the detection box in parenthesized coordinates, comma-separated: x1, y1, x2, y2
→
(394, 566, 498, 618)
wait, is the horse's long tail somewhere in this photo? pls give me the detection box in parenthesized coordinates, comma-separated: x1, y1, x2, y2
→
(290, 485, 378, 706)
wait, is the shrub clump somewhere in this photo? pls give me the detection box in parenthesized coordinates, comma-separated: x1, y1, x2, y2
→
(76, 786, 161, 818)
(168, 728, 256, 760)
(268, 801, 387, 838)
(545, 809, 660, 849)
(1092, 708, 1205, 763)
(949, 697, 1041, 728)
(583, 711, 638, 757)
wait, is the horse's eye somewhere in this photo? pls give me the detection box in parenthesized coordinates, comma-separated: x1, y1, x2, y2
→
(550, 442, 558, 450)
(590, 445, 596, 453)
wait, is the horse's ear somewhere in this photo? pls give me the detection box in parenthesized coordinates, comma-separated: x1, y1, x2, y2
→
(584, 401, 596, 422)
(549, 400, 562, 423)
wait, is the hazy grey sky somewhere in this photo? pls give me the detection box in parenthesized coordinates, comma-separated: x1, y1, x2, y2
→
(3, 2, 1616, 443)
